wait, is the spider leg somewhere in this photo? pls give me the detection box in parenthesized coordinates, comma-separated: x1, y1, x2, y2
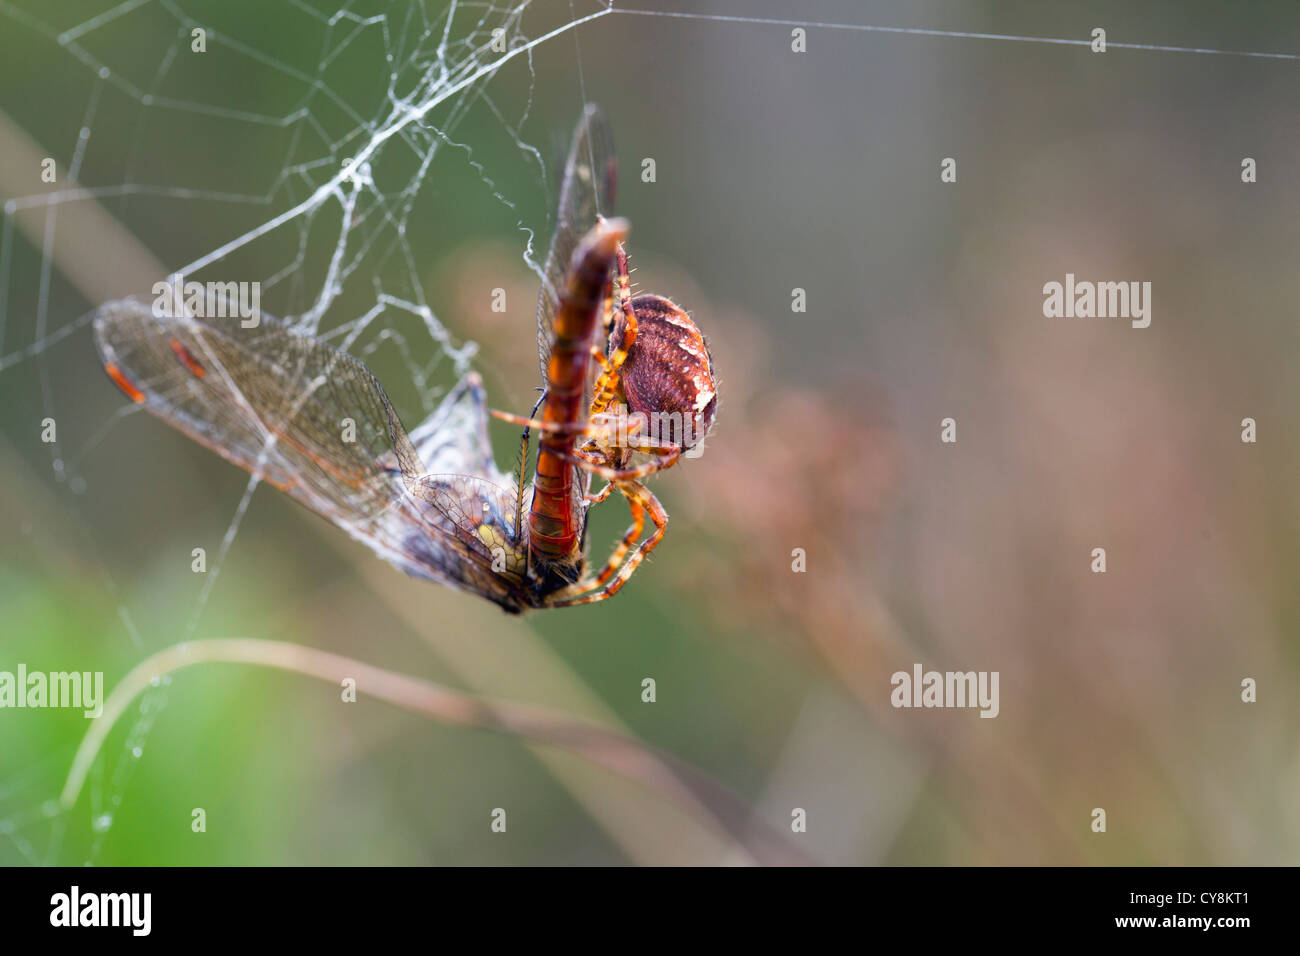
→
(589, 344, 612, 374)
(586, 221, 618, 363)
(492, 346, 610, 434)
(490, 408, 592, 436)
(589, 243, 637, 418)
(547, 481, 668, 607)
(599, 252, 617, 340)
(565, 437, 681, 483)
(490, 406, 631, 443)
(585, 480, 617, 504)
(591, 493, 644, 588)
(494, 406, 681, 484)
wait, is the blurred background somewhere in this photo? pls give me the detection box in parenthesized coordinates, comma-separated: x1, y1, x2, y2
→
(1, 0, 1298, 865)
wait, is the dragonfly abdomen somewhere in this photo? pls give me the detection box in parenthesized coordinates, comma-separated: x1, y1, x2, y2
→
(529, 218, 629, 575)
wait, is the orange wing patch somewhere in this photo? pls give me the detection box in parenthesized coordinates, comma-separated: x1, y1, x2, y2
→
(104, 363, 146, 403)
(170, 338, 207, 378)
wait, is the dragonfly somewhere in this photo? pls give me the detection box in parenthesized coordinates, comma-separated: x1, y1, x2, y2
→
(92, 106, 717, 613)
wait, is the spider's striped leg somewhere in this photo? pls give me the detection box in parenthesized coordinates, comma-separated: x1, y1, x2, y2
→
(588, 243, 637, 418)
(588, 343, 613, 375)
(585, 480, 617, 505)
(488, 344, 611, 434)
(547, 481, 667, 607)
(490, 404, 626, 442)
(599, 251, 617, 341)
(594, 214, 621, 344)
(589, 492, 644, 588)
(567, 436, 681, 483)
(489, 408, 591, 435)
(491, 407, 680, 482)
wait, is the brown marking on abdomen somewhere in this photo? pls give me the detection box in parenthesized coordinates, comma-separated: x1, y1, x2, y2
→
(608, 294, 717, 451)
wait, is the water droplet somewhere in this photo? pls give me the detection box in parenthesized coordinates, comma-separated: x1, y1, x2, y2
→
(131, 746, 143, 759)
(149, 675, 161, 688)
(92, 813, 113, 833)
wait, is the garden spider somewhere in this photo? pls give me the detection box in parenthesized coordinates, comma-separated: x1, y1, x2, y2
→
(493, 230, 717, 606)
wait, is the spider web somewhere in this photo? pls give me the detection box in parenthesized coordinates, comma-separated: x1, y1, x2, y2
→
(0, 0, 620, 866)
(0, 0, 1296, 866)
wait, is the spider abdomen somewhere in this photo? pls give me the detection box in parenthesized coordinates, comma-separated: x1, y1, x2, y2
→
(610, 294, 717, 452)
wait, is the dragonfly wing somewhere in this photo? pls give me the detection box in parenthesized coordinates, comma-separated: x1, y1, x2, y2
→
(93, 298, 524, 608)
(406, 371, 505, 482)
(536, 103, 617, 380)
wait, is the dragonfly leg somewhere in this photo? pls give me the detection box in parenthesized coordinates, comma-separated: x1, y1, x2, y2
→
(512, 389, 547, 549)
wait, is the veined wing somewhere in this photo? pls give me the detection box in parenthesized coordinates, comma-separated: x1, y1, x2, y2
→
(536, 103, 617, 380)
(405, 371, 502, 479)
(93, 298, 526, 609)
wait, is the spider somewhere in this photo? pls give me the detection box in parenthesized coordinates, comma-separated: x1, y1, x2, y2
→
(492, 230, 717, 606)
